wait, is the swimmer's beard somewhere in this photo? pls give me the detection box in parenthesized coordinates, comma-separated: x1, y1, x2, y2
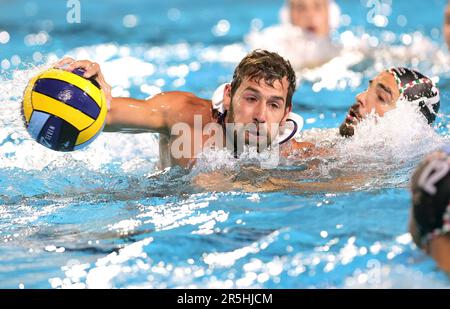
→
(339, 121, 355, 137)
(339, 104, 362, 137)
(223, 122, 273, 157)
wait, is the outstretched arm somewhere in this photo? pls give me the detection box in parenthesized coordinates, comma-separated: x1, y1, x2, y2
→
(104, 92, 201, 135)
(54, 58, 209, 135)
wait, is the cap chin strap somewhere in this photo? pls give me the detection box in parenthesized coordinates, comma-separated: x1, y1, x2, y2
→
(274, 112, 304, 145)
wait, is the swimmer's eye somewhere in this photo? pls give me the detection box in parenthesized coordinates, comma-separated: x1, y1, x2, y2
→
(245, 96, 258, 103)
(269, 102, 281, 109)
(378, 95, 387, 104)
(376, 90, 390, 104)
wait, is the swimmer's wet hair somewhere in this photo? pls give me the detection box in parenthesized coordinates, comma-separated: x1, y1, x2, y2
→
(410, 148, 450, 248)
(230, 49, 296, 109)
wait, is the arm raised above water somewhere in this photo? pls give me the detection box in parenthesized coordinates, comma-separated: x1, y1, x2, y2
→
(105, 92, 211, 135)
(54, 57, 212, 135)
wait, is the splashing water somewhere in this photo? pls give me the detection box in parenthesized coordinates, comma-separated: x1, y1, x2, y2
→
(0, 63, 160, 173)
(1, 8, 449, 287)
(339, 101, 448, 163)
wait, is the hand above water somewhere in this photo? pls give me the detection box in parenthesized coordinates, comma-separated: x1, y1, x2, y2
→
(54, 57, 112, 110)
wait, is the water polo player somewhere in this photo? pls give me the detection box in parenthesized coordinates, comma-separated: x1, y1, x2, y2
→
(55, 50, 312, 168)
(286, 0, 339, 38)
(339, 67, 440, 137)
(409, 146, 450, 274)
(246, 0, 341, 70)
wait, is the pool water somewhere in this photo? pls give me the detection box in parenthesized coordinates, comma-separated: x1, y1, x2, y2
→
(0, 0, 450, 288)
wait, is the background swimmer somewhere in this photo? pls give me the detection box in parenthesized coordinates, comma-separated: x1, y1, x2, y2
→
(246, 0, 342, 70)
(288, 0, 331, 37)
(409, 146, 450, 275)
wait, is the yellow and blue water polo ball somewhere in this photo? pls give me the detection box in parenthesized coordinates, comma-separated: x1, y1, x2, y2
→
(22, 68, 107, 152)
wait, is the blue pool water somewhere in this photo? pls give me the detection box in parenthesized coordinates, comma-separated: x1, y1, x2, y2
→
(0, 0, 450, 288)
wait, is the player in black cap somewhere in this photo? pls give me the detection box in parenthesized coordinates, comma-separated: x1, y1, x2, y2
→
(340, 67, 440, 137)
(409, 146, 450, 274)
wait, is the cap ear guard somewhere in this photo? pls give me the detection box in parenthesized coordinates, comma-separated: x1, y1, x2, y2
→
(404, 83, 440, 124)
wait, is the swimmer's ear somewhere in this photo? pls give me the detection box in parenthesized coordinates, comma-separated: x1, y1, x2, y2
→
(223, 84, 232, 111)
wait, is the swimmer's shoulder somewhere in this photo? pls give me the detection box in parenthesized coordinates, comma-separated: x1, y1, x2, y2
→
(150, 91, 212, 113)
(148, 91, 213, 123)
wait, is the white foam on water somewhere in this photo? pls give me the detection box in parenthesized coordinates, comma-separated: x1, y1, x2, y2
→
(338, 101, 448, 164)
(246, 24, 343, 71)
(298, 101, 448, 166)
(191, 146, 284, 176)
(344, 263, 449, 288)
(246, 23, 450, 91)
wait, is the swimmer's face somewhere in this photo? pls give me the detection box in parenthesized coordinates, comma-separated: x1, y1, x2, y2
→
(289, 0, 330, 37)
(223, 77, 291, 147)
(339, 71, 400, 137)
(444, 4, 450, 50)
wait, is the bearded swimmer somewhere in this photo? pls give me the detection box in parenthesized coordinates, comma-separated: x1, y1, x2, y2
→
(55, 50, 316, 169)
(338, 67, 440, 138)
